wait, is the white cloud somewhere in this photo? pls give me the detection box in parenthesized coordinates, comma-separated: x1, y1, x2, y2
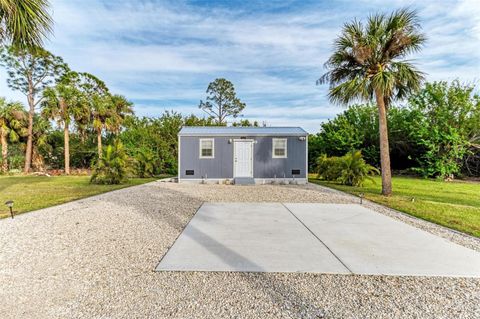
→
(0, 0, 477, 133)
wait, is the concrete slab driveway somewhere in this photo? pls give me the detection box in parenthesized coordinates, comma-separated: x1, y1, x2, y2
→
(157, 203, 480, 277)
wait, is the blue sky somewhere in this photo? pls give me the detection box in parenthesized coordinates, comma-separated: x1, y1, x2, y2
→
(1, 0, 479, 132)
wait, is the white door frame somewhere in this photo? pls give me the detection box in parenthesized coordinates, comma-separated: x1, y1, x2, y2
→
(233, 139, 254, 178)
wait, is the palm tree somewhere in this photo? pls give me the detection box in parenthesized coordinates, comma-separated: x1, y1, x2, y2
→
(92, 94, 133, 159)
(30, 113, 51, 172)
(91, 94, 111, 159)
(109, 94, 134, 134)
(90, 139, 128, 185)
(0, 98, 26, 172)
(75, 72, 109, 159)
(0, 0, 52, 47)
(42, 72, 88, 175)
(318, 9, 426, 195)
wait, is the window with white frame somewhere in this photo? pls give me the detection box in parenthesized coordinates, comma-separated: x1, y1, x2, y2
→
(272, 138, 287, 158)
(199, 138, 214, 158)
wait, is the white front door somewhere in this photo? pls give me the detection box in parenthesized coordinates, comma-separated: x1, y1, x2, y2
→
(234, 141, 253, 177)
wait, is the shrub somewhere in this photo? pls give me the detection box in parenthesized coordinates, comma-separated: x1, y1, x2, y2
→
(90, 140, 128, 185)
(316, 151, 379, 186)
(408, 81, 480, 178)
(135, 149, 155, 178)
(339, 151, 379, 186)
(316, 154, 343, 181)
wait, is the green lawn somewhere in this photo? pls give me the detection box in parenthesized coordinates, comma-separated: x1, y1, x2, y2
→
(0, 175, 159, 218)
(309, 175, 480, 238)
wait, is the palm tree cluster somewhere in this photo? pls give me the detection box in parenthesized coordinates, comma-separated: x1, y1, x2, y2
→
(0, 1, 429, 196)
(41, 71, 133, 174)
(0, 1, 133, 175)
(0, 68, 133, 174)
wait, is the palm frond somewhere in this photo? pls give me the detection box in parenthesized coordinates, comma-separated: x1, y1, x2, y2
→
(0, 0, 52, 47)
(318, 8, 426, 105)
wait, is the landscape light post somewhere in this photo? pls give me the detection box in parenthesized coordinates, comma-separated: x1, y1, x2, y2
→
(359, 193, 364, 205)
(5, 200, 14, 218)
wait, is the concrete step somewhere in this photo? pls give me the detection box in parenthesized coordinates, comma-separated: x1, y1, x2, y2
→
(234, 177, 255, 185)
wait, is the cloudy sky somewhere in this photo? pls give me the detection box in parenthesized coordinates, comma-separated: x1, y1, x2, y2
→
(1, 0, 479, 132)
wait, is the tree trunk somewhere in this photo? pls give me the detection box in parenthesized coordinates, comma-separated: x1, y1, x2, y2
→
(1, 130, 8, 173)
(24, 93, 35, 174)
(375, 89, 392, 196)
(64, 123, 70, 175)
(97, 129, 102, 159)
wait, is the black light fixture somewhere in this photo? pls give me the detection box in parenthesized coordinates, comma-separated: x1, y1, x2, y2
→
(5, 200, 14, 218)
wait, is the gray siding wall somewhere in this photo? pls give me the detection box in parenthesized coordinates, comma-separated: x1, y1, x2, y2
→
(179, 136, 306, 179)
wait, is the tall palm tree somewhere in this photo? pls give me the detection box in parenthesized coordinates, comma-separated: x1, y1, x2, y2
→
(91, 94, 111, 159)
(109, 94, 134, 134)
(318, 9, 426, 195)
(75, 72, 109, 159)
(42, 72, 88, 175)
(0, 98, 26, 172)
(0, 0, 52, 47)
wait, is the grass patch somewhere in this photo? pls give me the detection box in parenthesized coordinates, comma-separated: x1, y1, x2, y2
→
(0, 175, 164, 218)
(309, 175, 480, 238)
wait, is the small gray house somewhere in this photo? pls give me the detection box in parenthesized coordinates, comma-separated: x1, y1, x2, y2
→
(178, 126, 308, 184)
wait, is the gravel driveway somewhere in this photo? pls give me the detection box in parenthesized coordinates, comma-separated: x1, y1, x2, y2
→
(1, 180, 479, 319)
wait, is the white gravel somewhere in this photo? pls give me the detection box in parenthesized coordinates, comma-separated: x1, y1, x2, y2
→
(0, 180, 479, 319)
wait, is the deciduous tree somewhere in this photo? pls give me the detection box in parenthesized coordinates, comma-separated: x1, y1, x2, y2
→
(409, 81, 480, 178)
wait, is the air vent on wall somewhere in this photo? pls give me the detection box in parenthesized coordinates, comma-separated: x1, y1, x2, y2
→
(291, 169, 301, 175)
(185, 170, 194, 175)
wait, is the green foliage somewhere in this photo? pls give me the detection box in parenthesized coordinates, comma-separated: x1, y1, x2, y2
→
(0, 45, 66, 98)
(92, 93, 133, 135)
(0, 98, 27, 143)
(310, 105, 377, 164)
(134, 149, 155, 178)
(199, 78, 246, 125)
(316, 151, 378, 186)
(90, 140, 128, 184)
(318, 8, 426, 106)
(339, 151, 379, 186)
(0, 99, 26, 172)
(0, 0, 52, 47)
(309, 81, 480, 179)
(231, 119, 259, 127)
(318, 8, 427, 195)
(119, 111, 215, 176)
(1, 45, 67, 172)
(316, 154, 344, 181)
(308, 104, 420, 170)
(41, 71, 89, 128)
(408, 81, 480, 178)
(31, 114, 52, 171)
